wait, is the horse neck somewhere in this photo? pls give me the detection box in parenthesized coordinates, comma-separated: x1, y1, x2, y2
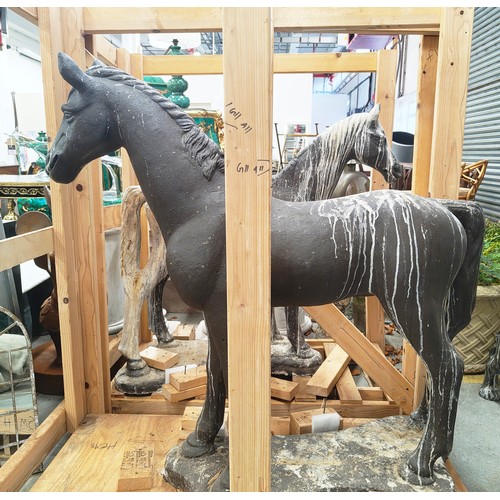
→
(111, 89, 224, 237)
(273, 120, 356, 202)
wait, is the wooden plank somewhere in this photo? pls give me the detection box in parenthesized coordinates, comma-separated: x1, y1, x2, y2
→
(271, 417, 290, 436)
(290, 408, 341, 435)
(335, 367, 363, 404)
(143, 52, 377, 77)
(83, 7, 223, 34)
(358, 387, 385, 401)
(117, 444, 154, 492)
(0, 227, 53, 273)
(274, 52, 377, 74)
(304, 304, 414, 414)
(162, 383, 206, 403)
(30, 414, 179, 492)
(428, 7, 474, 200)
(270, 377, 299, 401)
(39, 6, 110, 430)
(170, 365, 207, 392)
(306, 344, 350, 397)
(96, 35, 118, 67)
(412, 35, 439, 197)
(81, 7, 442, 35)
(103, 203, 122, 231)
(402, 339, 418, 385)
(224, 7, 272, 492)
(445, 458, 468, 492)
(10, 7, 38, 25)
(0, 409, 36, 435)
(139, 346, 179, 371)
(0, 402, 67, 492)
(273, 7, 441, 34)
(110, 392, 400, 419)
(172, 324, 195, 341)
(292, 374, 316, 402)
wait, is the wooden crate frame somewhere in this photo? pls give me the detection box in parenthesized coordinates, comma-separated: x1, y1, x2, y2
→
(0, 6, 473, 492)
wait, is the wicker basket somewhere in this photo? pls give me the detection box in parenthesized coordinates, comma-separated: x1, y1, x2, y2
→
(452, 285, 500, 373)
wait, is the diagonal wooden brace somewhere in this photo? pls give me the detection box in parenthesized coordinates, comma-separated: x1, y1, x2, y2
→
(304, 303, 414, 414)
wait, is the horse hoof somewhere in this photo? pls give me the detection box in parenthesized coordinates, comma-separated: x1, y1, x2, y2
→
(479, 386, 500, 401)
(181, 433, 215, 458)
(408, 408, 427, 428)
(399, 461, 434, 486)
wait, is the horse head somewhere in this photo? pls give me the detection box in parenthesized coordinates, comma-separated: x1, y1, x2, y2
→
(354, 104, 403, 184)
(46, 53, 122, 184)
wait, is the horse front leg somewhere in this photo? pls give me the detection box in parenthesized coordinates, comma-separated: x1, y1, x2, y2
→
(479, 332, 500, 401)
(181, 330, 227, 458)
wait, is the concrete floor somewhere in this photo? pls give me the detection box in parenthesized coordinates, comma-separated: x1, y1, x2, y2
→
(7, 329, 500, 492)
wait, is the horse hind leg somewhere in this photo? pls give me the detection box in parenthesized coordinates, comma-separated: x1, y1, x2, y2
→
(396, 307, 464, 485)
(479, 332, 500, 401)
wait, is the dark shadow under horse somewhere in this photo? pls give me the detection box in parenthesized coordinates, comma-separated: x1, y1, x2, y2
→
(46, 53, 484, 486)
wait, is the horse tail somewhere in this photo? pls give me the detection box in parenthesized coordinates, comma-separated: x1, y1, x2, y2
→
(440, 199, 485, 340)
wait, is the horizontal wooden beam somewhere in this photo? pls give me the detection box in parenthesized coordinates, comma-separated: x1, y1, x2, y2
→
(143, 52, 377, 76)
(0, 226, 53, 273)
(103, 203, 122, 231)
(274, 52, 377, 74)
(82, 7, 441, 35)
(273, 7, 441, 35)
(10, 7, 38, 25)
(0, 401, 66, 492)
(83, 7, 223, 34)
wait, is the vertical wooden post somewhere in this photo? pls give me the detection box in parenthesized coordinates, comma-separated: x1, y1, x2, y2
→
(406, 35, 439, 407)
(39, 6, 110, 429)
(223, 7, 272, 492)
(412, 35, 439, 197)
(429, 7, 473, 199)
(365, 49, 398, 349)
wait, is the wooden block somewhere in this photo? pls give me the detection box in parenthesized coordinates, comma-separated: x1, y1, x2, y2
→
(140, 346, 179, 370)
(181, 406, 203, 431)
(162, 383, 206, 403)
(290, 408, 341, 435)
(292, 375, 317, 402)
(271, 416, 290, 436)
(270, 377, 299, 401)
(0, 409, 36, 435)
(173, 323, 195, 341)
(358, 387, 385, 401)
(340, 418, 373, 430)
(306, 344, 350, 397)
(165, 363, 197, 384)
(170, 365, 207, 391)
(335, 367, 363, 404)
(323, 342, 336, 356)
(117, 444, 154, 491)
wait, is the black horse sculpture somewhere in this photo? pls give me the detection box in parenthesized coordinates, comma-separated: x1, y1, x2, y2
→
(47, 53, 484, 486)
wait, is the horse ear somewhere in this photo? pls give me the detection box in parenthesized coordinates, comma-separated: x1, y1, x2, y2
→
(91, 58, 105, 68)
(370, 103, 381, 120)
(58, 52, 92, 91)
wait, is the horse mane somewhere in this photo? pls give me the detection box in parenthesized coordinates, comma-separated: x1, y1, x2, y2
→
(276, 112, 364, 201)
(86, 64, 225, 180)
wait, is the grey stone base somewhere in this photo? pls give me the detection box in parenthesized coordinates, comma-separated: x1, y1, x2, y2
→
(163, 416, 454, 492)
